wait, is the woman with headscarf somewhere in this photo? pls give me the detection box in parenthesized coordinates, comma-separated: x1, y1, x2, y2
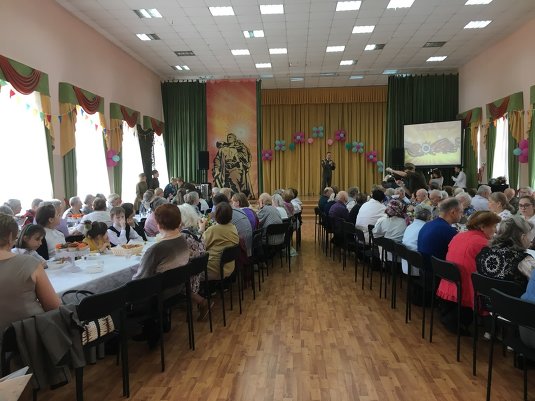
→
(372, 198, 408, 243)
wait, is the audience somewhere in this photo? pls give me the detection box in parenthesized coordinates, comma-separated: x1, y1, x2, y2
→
(401, 204, 432, 275)
(12, 224, 48, 267)
(257, 193, 284, 243)
(414, 189, 431, 206)
(21, 198, 42, 226)
(518, 196, 535, 244)
(272, 193, 289, 219)
(164, 177, 179, 200)
(107, 193, 121, 211)
(107, 206, 141, 246)
(488, 191, 513, 222)
(471, 185, 491, 211)
(288, 187, 302, 213)
(504, 188, 518, 214)
(75, 197, 112, 233)
(456, 192, 475, 224)
(35, 204, 65, 259)
(122, 202, 147, 241)
(83, 221, 111, 252)
(346, 187, 359, 211)
(81, 194, 95, 215)
(4, 199, 22, 215)
(347, 193, 367, 225)
(328, 190, 349, 221)
(318, 187, 333, 212)
(372, 199, 408, 243)
(355, 189, 386, 241)
(63, 196, 83, 218)
(231, 192, 258, 231)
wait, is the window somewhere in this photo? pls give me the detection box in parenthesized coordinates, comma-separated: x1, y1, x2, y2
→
(74, 106, 110, 198)
(121, 122, 143, 204)
(0, 82, 53, 210)
(491, 116, 508, 179)
(153, 134, 169, 187)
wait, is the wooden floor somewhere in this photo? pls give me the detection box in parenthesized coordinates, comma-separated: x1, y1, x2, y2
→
(41, 224, 533, 401)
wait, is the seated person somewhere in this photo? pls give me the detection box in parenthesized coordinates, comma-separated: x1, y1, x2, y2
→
(401, 204, 432, 275)
(372, 198, 408, 243)
(62, 196, 83, 218)
(318, 187, 333, 211)
(12, 224, 48, 267)
(257, 193, 284, 244)
(144, 210, 159, 237)
(356, 189, 387, 242)
(81, 194, 95, 215)
(107, 206, 141, 246)
(328, 190, 349, 221)
(456, 192, 475, 224)
(3, 199, 21, 216)
(74, 197, 112, 233)
(200, 202, 239, 281)
(21, 198, 42, 226)
(231, 192, 259, 231)
(348, 193, 367, 225)
(0, 214, 60, 337)
(272, 193, 289, 219)
(83, 221, 111, 252)
(122, 203, 147, 241)
(35, 204, 65, 259)
(106, 193, 121, 211)
(139, 190, 155, 215)
(288, 187, 302, 213)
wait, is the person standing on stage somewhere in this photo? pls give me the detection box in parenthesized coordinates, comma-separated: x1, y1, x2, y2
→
(321, 152, 336, 189)
(452, 166, 467, 189)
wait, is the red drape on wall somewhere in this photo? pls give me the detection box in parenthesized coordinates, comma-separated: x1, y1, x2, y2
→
(0, 55, 42, 95)
(73, 85, 102, 114)
(120, 105, 139, 128)
(488, 97, 510, 120)
(150, 118, 164, 135)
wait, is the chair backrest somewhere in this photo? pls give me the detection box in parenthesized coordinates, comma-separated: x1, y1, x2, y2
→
(77, 285, 127, 322)
(161, 265, 189, 291)
(125, 273, 163, 304)
(373, 236, 387, 248)
(405, 248, 424, 270)
(489, 289, 535, 331)
(471, 272, 523, 299)
(188, 253, 209, 276)
(332, 216, 344, 237)
(220, 245, 240, 267)
(343, 221, 356, 237)
(431, 256, 461, 283)
(314, 207, 321, 216)
(355, 227, 366, 245)
(381, 238, 398, 253)
(395, 243, 408, 259)
(266, 222, 289, 236)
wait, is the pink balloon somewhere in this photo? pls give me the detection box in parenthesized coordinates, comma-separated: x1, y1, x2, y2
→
(519, 154, 529, 164)
(522, 148, 529, 156)
(307, 138, 314, 144)
(327, 139, 333, 146)
(520, 139, 529, 149)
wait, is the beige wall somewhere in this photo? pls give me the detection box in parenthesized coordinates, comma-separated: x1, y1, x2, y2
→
(0, 0, 163, 198)
(459, 17, 535, 186)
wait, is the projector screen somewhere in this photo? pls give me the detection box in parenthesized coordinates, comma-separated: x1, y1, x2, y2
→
(403, 121, 462, 167)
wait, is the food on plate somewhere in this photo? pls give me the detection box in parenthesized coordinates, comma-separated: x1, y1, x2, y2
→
(55, 241, 89, 251)
(121, 244, 142, 249)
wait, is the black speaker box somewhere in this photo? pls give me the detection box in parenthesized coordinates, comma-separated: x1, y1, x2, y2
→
(198, 151, 209, 170)
(391, 148, 404, 167)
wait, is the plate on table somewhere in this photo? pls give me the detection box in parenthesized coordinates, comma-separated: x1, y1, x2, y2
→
(47, 260, 68, 270)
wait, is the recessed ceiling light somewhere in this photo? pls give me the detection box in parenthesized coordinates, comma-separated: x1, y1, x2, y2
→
(174, 50, 196, 57)
(353, 25, 375, 33)
(209, 6, 235, 16)
(349, 75, 364, 80)
(260, 4, 284, 14)
(320, 72, 337, 76)
(269, 48, 287, 54)
(243, 30, 265, 38)
(340, 60, 356, 66)
(464, 20, 492, 29)
(365, 44, 376, 51)
(365, 43, 385, 51)
(387, 0, 415, 9)
(336, 1, 361, 11)
(290, 77, 304, 82)
(423, 41, 446, 48)
(133, 9, 162, 18)
(326, 46, 345, 53)
(465, 0, 492, 4)
(260, 74, 273, 79)
(231, 49, 250, 56)
(427, 56, 447, 62)
(136, 33, 160, 41)
(256, 63, 272, 68)
(174, 65, 190, 71)
(383, 69, 398, 74)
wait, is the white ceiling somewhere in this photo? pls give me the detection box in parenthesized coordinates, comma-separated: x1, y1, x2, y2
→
(55, 0, 535, 89)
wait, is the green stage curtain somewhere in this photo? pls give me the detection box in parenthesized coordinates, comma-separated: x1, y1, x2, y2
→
(63, 149, 77, 198)
(385, 74, 459, 169)
(161, 81, 206, 183)
(256, 81, 263, 193)
(486, 124, 496, 180)
(463, 128, 477, 189)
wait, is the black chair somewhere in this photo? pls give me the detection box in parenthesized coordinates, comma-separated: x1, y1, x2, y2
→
(486, 289, 535, 401)
(322, 214, 334, 256)
(381, 238, 401, 309)
(330, 216, 345, 264)
(314, 207, 321, 244)
(75, 285, 128, 400)
(251, 229, 266, 290)
(284, 218, 294, 272)
(125, 274, 164, 371)
(429, 256, 462, 362)
(264, 222, 290, 270)
(162, 254, 211, 350)
(294, 211, 302, 251)
(208, 245, 240, 327)
(355, 228, 373, 290)
(471, 273, 523, 376)
(403, 248, 427, 337)
(342, 222, 358, 280)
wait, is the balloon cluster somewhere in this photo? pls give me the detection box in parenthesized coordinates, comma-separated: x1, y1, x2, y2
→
(513, 139, 529, 164)
(293, 132, 305, 144)
(312, 126, 324, 138)
(261, 149, 273, 161)
(365, 150, 378, 163)
(274, 139, 286, 151)
(106, 150, 121, 167)
(352, 141, 365, 153)
(335, 129, 346, 142)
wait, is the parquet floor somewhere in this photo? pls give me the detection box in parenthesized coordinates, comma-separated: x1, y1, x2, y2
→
(40, 224, 533, 401)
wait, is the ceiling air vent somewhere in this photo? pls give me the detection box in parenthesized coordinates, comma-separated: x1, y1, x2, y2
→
(174, 50, 196, 57)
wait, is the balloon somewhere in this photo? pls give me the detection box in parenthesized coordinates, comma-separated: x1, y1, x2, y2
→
(327, 139, 334, 146)
(520, 139, 529, 149)
(378, 167, 384, 173)
(106, 159, 117, 167)
(307, 138, 314, 144)
(513, 148, 522, 156)
(522, 148, 529, 156)
(281, 146, 286, 151)
(377, 161, 384, 166)
(352, 141, 357, 146)
(345, 143, 352, 150)
(359, 148, 364, 153)
(352, 147, 357, 153)
(289, 143, 296, 151)
(519, 154, 529, 163)
(112, 155, 120, 162)
(106, 149, 115, 158)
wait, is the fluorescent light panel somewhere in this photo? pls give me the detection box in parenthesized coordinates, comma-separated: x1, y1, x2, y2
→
(464, 20, 492, 29)
(336, 1, 361, 11)
(260, 74, 273, 79)
(427, 56, 447, 62)
(174, 65, 190, 71)
(465, 0, 492, 4)
(255, 63, 272, 68)
(290, 77, 304, 81)
(209, 6, 235, 16)
(326, 46, 345, 52)
(136, 33, 160, 41)
(320, 72, 336, 76)
(243, 30, 265, 38)
(349, 75, 364, 80)
(231, 49, 250, 55)
(353, 25, 375, 33)
(269, 48, 287, 54)
(340, 60, 356, 66)
(134, 9, 162, 18)
(383, 69, 398, 74)
(387, 0, 415, 9)
(260, 4, 284, 14)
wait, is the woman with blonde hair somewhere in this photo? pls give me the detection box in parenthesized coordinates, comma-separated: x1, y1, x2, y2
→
(488, 191, 513, 221)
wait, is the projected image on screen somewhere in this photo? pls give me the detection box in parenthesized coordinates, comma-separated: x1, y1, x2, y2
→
(404, 121, 462, 166)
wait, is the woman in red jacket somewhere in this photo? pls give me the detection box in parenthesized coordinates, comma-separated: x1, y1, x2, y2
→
(436, 211, 501, 334)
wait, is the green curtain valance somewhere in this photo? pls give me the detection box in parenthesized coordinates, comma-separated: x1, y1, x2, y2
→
(457, 107, 482, 127)
(59, 82, 104, 114)
(486, 91, 523, 121)
(530, 85, 535, 105)
(110, 103, 140, 127)
(143, 115, 164, 135)
(0, 54, 49, 96)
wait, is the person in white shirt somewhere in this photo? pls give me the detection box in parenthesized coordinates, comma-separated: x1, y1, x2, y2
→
(75, 197, 112, 234)
(356, 189, 387, 241)
(372, 199, 408, 261)
(452, 166, 467, 189)
(107, 206, 141, 246)
(62, 196, 83, 218)
(35, 204, 65, 259)
(471, 185, 491, 211)
(288, 188, 302, 213)
(401, 204, 432, 275)
(346, 187, 360, 212)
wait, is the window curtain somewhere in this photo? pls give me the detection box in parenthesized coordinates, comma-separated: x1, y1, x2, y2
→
(161, 81, 206, 183)
(0, 54, 55, 188)
(137, 123, 154, 183)
(457, 107, 482, 188)
(59, 82, 105, 197)
(262, 86, 387, 195)
(385, 74, 459, 169)
(142, 116, 165, 188)
(529, 86, 535, 187)
(256, 81, 263, 193)
(485, 92, 524, 187)
(109, 103, 141, 195)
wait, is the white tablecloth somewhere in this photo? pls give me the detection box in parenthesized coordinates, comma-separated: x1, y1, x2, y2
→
(47, 250, 149, 296)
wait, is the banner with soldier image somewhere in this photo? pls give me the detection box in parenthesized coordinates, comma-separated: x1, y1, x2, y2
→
(206, 80, 257, 198)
